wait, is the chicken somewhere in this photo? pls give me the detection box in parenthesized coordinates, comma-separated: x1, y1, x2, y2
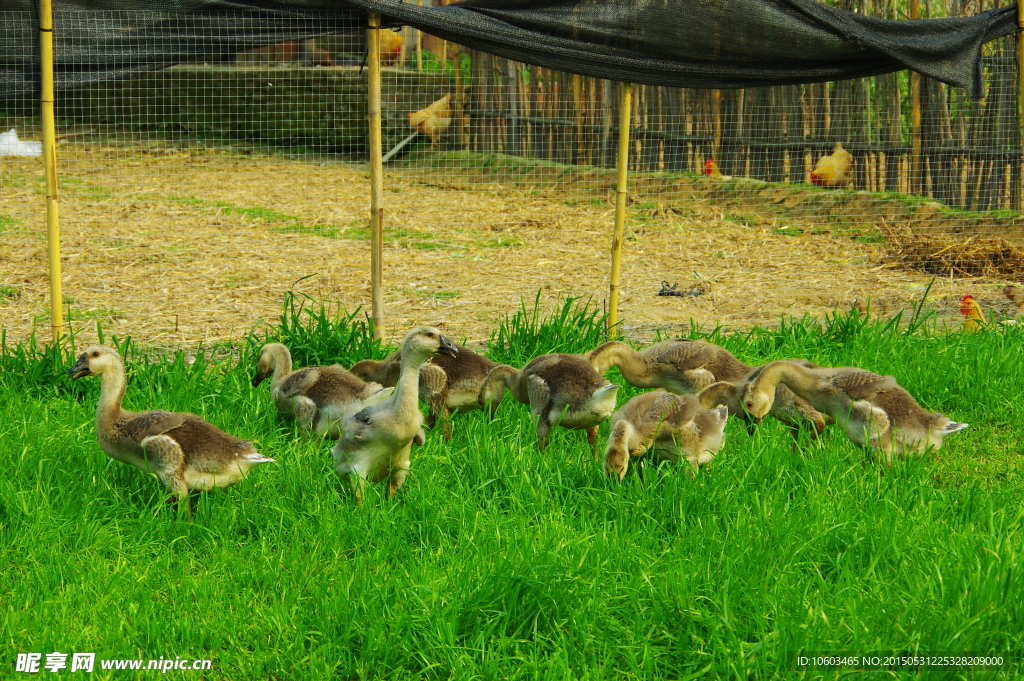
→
(703, 158, 731, 180)
(407, 94, 452, 151)
(959, 294, 984, 331)
(298, 38, 334, 67)
(809, 142, 854, 188)
(380, 29, 404, 66)
(1003, 284, 1024, 315)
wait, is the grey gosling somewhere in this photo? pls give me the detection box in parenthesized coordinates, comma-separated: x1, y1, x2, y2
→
(351, 343, 515, 438)
(252, 342, 391, 439)
(332, 326, 457, 503)
(741, 360, 968, 461)
(477, 353, 619, 458)
(604, 389, 729, 481)
(587, 339, 826, 438)
(69, 345, 274, 510)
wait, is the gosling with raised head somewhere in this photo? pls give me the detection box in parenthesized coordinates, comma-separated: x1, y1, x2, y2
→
(332, 326, 457, 502)
(70, 345, 273, 510)
(252, 342, 390, 439)
(351, 342, 515, 438)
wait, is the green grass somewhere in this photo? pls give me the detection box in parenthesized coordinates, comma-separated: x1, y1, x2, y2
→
(1, 296, 1023, 679)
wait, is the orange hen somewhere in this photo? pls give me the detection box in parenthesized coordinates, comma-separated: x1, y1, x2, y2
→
(407, 94, 452, 151)
(703, 158, 731, 180)
(809, 142, 853, 188)
(959, 294, 984, 331)
(380, 29, 404, 66)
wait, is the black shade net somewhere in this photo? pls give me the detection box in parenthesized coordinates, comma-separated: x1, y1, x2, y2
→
(0, 0, 1018, 98)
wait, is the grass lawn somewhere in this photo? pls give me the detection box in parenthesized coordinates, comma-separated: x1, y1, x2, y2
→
(1, 295, 1022, 680)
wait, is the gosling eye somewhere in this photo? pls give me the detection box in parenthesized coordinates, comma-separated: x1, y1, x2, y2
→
(90, 351, 100, 358)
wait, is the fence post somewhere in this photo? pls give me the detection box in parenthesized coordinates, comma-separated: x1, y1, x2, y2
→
(1018, 0, 1024, 211)
(39, 0, 64, 344)
(910, 0, 923, 195)
(367, 11, 385, 340)
(608, 82, 632, 339)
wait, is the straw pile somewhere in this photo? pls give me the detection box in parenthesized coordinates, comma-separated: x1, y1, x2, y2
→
(1, 143, 1017, 350)
(878, 221, 1024, 278)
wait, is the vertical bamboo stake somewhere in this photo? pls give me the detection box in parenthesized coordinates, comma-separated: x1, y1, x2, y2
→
(367, 12, 385, 340)
(1018, 0, 1024, 209)
(39, 0, 63, 344)
(415, 0, 423, 72)
(910, 0, 923, 195)
(608, 83, 632, 339)
(712, 89, 722, 162)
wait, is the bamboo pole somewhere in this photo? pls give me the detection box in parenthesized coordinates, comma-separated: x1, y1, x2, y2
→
(1018, 0, 1024, 176)
(415, 0, 423, 72)
(367, 12, 385, 340)
(39, 0, 64, 344)
(608, 83, 632, 339)
(910, 0, 923, 195)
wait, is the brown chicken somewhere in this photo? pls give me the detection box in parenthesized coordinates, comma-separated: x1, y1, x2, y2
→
(1003, 284, 1024, 315)
(809, 142, 854, 188)
(407, 94, 452, 151)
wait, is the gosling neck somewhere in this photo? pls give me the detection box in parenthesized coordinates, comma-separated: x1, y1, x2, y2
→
(590, 342, 654, 387)
(268, 345, 293, 391)
(395, 349, 432, 415)
(610, 419, 639, 454)
(95, 361, 129, 431)
(698, 382, 740, 412)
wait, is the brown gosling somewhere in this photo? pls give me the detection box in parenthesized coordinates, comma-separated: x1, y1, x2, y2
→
(740, 360, 968, 462)
(604, 389, 729, 481)
(252, 343, 391, 439)
(351, 343, 515, 438)
(477, 353, 619, 458)
(587, 339, 826, 438)
(332, 327, 457, 503)
(69, 345, 274, 511)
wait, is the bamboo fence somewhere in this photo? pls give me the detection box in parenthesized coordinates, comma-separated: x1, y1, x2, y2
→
(429, 0, 1022, 213)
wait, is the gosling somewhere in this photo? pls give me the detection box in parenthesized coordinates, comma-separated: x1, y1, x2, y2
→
(351, 342, 515, 438)
(741, 360, 968, 461)
(252, 342, 389, 439)
(477, 352, 619, 458)
(604, 389, 729, 481)
(70, 345, 273, 510)
(588, 339, 825, 437)
(332, 326, 457, 503)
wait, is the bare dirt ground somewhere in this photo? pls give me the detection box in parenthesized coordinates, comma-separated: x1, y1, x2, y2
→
(1, 145, 1017, 350)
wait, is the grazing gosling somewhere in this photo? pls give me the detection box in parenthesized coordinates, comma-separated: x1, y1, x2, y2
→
(69, 345, 273, 509)
(351, 343, 515, 438)
(332, 326, 457, 503)
(588, 339, 826, 437)
(741, 360, 968, 461)
(477, 353, 619, 458)
(252, 343, 390, 438)
(604, 389, 728, 481)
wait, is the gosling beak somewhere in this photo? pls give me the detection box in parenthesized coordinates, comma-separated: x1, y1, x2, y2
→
(68, 352, 91, 380)
(251, 373, 267, 387)
(752, 416, 763, 425)
(437, 334, 458, 358)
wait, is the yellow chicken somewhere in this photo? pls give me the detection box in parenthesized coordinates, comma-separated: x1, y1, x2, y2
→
(959, 294, 984, 331)
(407, 94, 452, 151)
(809, 142, 854, 188)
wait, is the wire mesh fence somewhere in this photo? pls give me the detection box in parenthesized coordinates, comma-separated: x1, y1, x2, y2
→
(2, 1, 1023, 350)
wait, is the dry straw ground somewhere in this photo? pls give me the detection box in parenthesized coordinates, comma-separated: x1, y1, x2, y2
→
(2, 143, 1020, 349)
